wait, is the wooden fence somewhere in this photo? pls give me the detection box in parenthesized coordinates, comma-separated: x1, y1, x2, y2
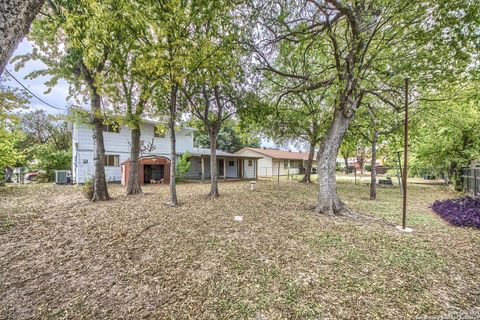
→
(461, 167, 480, 197)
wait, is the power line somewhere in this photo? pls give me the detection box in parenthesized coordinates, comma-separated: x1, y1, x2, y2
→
(4, 69, 66, 111)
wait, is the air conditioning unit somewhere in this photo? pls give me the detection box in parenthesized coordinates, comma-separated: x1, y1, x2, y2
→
(55, 170, 71, 184)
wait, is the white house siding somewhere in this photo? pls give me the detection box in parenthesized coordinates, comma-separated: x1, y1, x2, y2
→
(242, 159, 256, 178)
(234, 149, 304, 177)
(72, 122, 194, 183)
(184, 157, 239, 180)
(226, 159, 237, 178)
(234, 149, 271, 176)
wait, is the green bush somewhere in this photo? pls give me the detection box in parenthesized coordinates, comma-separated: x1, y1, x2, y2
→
(365, 164, 372, 172)
(176, 151, 191, 182)
(36, 172, 50, 183)
(33, 143, 71, 182)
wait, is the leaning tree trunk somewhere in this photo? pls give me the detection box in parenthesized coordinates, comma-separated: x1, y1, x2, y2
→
(302, 141, 316, 183)
(208, 129, 219, 197)
(168, 84, 178, 206)
(126, 127, 142, 195)
(369, 131, 379, 200)
(344, 156, 349, 174)
(90, 90, 110, 201)
(0, 0, 45, 75)
(316, 109, 355, 216)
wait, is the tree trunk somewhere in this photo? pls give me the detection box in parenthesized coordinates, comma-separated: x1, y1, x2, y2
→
(209, 129, 219, 197)
(90, 90, 110, 201)
(302, 141, 315, 183)
(0, 0, 45, 75)
(316, 109, 355, 216)
(344, 156, 349, 174)
(369, 132, 378, 200)
(5, 167, 13, 182)
(126, 127, 142, 195)
(168, 84, 178, 206)
(357, 148, 365, 174)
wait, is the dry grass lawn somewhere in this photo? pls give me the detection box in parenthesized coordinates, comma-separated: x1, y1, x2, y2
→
(0, 179, 479, 319)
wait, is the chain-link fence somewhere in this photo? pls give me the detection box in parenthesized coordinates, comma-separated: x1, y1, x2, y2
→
(258, 165, 306, 178)
(461, 167, 480, 197)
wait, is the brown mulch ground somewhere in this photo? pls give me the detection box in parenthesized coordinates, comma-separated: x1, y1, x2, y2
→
(0, 180, 479, 319)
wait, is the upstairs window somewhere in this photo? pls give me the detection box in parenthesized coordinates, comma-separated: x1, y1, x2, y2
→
(284, 160, 289, 169)
(248, 160, 253, 166)
(154, 127, 165, 138)
(229, 160, 235, 167)
(103, 122, 120, 133)
(105, 155, 120, 167)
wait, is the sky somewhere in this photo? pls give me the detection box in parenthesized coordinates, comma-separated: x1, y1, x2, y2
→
(3, 39, 71, 115)
(3, 39, 286, 150)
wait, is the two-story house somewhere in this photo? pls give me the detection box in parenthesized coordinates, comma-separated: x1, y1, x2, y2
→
(71, 118, 261, 185)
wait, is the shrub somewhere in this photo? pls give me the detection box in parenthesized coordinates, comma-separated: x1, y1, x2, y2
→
(81, 179, 94, 200)
(176, 151, 191, 182)
(36, 172, 50, 183)
(33, 143, 71, 182)
(364, 164, 372, 172)
(431, 197, 480, 229)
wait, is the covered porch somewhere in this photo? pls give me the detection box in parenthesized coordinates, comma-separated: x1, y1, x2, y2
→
(184, 148, 261, 182)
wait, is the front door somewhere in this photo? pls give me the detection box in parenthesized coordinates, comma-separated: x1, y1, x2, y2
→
(218, 159, 224, 177)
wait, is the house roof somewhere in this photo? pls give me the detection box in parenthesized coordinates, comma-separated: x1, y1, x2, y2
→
(122, 149, 262, 164)
(236, 147, 313, 160)
(68, 107, 196, 131)
(188, 148, 262, 159)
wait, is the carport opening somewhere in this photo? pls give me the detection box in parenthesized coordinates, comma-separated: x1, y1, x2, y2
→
(144, 164, 165, 183)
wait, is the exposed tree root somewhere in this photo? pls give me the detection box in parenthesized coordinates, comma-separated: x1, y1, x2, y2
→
(90, 193, 110, 202)
(125, 185, 143, 196)
(315, 201, 383, 221)
(208, 191, 220, 198)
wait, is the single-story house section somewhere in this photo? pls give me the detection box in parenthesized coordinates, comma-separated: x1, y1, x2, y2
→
(234, 147, 316, 177)
(121, 149, 261, 186)
(184, 148, 261, 182)
(71, 112, 260, 184)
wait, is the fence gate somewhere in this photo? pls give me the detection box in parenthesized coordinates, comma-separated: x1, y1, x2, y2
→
(461, 167, 480, 197)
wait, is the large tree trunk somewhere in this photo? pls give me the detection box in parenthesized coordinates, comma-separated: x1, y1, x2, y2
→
(344, 156, 349, 174)
(209, 129, 219, 197)
(126, 127, 142, 195)
(369, 131, 378, 200)
(0, 0, 45, 75)
(316, 109, 355, 216)
(90, 90, 110, 201)
(168, 84, 178, 206)
(302, 141, 316, 183)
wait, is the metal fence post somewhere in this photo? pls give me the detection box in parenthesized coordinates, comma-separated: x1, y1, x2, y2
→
(474, 169, 478, 197)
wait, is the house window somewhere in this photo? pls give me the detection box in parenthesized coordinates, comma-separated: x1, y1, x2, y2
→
(105, 155, 120, 167)
(103, 122, 120, 133)
(154, 127, 165, 138)
(248, 160, 253, 166)
(229, 160, 235, 167)
(284, 160, 289, 169)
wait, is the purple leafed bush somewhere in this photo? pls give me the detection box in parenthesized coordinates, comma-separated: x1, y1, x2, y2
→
(432, 197, 480, 229)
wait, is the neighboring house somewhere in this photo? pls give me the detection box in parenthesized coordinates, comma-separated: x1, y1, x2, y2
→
(234, 147, 316, 177)
(71, 118, 260, 184)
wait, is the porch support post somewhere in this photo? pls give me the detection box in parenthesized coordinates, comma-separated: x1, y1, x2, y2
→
(223, 157, 227, 181)
(201, 156, 205, 183)
(255, 159, 258, 181)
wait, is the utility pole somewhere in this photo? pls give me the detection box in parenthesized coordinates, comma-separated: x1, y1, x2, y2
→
(402, 78, 409, 230)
